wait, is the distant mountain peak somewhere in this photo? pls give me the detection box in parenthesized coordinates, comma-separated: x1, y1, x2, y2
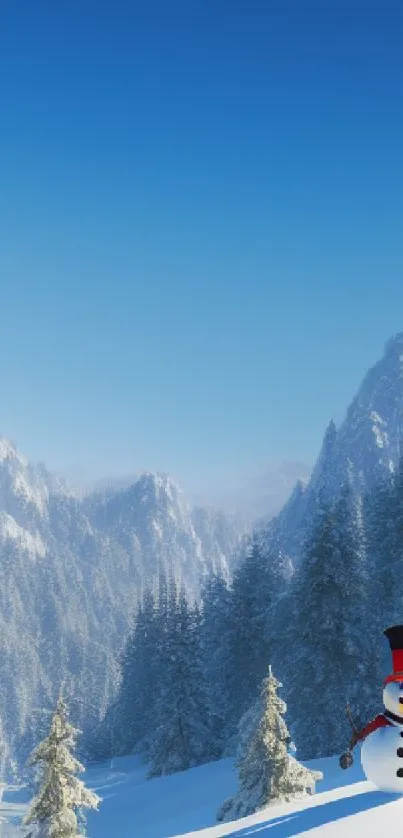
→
(0, 436, 26, 465)
(265, 332, 403, 570)
(135, 471, 180, 498)
(0, 436, 52, 517)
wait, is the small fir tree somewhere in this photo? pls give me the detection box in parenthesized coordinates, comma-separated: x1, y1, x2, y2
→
(23, 696, 101, 838)
(218, 667, 321, 822)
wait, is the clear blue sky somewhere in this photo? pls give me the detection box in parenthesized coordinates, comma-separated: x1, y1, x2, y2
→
(0, 0, 402, 492)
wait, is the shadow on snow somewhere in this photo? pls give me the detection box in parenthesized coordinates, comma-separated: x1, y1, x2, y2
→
(226, 789, 397, 836)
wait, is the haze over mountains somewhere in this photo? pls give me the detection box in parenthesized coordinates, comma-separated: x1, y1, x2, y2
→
(74, 461, 312, 525)
(192, 461, 312, 523)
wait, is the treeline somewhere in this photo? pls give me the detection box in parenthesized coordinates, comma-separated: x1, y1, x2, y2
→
(95, 462, 403, 772)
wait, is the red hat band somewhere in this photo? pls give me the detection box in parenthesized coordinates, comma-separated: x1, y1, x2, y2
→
(383, 626, 403, 685)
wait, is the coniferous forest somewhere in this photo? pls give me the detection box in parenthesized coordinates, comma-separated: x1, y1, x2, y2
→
(93, 455, 403, 775)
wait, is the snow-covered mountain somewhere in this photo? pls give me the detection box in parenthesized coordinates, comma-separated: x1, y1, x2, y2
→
(0, 438, 246, 770)
(315, 333, 403, 490)
(264, 332, 403, 563)
(78, 460, 311, 525)
(82, 473, 244, 588)
(73, 473, 140, 498)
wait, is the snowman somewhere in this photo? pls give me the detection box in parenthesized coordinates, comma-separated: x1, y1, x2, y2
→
(340, 625, 403, 793)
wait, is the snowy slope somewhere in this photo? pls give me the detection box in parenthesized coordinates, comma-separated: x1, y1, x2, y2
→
(2, 752, 403, 837)
(180, 781, 403, 837)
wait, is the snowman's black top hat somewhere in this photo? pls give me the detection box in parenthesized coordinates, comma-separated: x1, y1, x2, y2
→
(384, 625, 403, 684)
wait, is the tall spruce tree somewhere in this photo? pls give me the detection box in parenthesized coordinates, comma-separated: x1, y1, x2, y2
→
(23, 696, 100, 838)
(147, 588, 210, 776)
(369, 459, 403, 628)
(200, 573, 233, 757)
(279, 486, 374, 760)
(225, 536, 287, 739)
(218, 667, 321, 822)
(105, 586, 160, 758)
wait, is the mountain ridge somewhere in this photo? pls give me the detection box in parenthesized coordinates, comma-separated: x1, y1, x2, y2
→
(259, 333, 403, 570)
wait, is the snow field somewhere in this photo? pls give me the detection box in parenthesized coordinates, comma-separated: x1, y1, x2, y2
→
(3, 751, 403, 837)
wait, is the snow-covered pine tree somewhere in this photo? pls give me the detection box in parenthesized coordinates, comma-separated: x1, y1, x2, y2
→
(368, 457, 403, 629)
(225, 535, 288, 742)
(278, 485, 374, 760)
(101, 585, 161, 760)
(200, 573, 233, 757)
(217, 666, 321, 822)
(361, 461, 403, 696)
(147, 588, 211, 776)
(23, 696, 100, 838)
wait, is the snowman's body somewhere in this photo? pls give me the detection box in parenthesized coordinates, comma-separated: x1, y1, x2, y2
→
(346, 628, 403, 793)
(361, 718, 403, 793)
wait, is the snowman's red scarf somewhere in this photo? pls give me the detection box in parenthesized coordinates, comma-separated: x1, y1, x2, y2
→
(355, 713, 393, 743)
(354, 710, 403, 744)
(384, 709, 403, 725)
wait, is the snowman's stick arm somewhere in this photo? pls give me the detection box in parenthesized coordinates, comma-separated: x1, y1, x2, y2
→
(341, 708, 393, 770)
(348, 713, 392, 749)
(339, 706, 356, 769)
(345, 704, 361, 749)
